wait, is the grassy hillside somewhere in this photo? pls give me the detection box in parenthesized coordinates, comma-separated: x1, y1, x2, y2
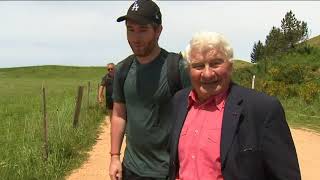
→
(232, 59, 254, 69)
(0, 66, 107, 179)
(307, 35, 320, 47)
(232, 46, 320, 131)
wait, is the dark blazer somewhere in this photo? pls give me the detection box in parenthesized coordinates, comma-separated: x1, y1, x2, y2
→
(168, 83, 301, 180)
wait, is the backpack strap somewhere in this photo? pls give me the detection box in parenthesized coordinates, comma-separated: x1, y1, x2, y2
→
(118, 55, 134, 100)
(118, 52, 182, 99)
(167, 52, 182, 96)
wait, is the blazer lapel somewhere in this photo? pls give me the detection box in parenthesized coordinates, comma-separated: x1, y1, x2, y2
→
(173, 88, 191, 140)
(172, 88, 191, 163)
(220, 84, 243, 168)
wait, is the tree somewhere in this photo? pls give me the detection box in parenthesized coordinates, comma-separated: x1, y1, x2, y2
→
(250, 10, 310, 62)
(251, 40, 264, 63)
(264, 26, 285, 57)
(281, 10, 309, 49)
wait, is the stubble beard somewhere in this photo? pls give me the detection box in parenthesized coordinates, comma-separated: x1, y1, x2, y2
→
(129, 38, 157, 58)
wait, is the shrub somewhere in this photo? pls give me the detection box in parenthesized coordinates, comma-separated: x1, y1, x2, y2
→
(256, 80, 297, 99)
(268, 64, 305, 84)
(298, 82, 320, 104)
(232, 68, 253, 88)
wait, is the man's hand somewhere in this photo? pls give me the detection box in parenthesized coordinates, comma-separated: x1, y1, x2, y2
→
(109, 156, 122, 180)
(98, 96, 104, 105)
(98, 86, 105, 106)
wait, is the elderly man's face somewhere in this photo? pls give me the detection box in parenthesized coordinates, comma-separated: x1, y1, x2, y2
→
(189, 49, 233, 102)
(107, 64, 115, 76)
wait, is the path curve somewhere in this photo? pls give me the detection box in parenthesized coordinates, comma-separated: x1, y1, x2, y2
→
(67, 117, 320, 180)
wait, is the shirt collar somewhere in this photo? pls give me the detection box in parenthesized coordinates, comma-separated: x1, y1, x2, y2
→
(188, 90, 228, 111)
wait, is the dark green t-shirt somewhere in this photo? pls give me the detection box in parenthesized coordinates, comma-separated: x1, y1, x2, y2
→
(100, 73, 113, 108)
(112, 49, 190, 178)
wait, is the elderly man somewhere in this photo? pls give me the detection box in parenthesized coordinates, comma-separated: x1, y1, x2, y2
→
(98, 63, 115, 117)
(168, 32, 301, 180)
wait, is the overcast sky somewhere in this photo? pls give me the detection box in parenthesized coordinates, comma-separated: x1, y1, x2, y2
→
(1, 1, 320, 68)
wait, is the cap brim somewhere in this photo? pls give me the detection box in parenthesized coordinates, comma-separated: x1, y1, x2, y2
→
(116, 16, 126, 22)
(116, 14, 151, 25)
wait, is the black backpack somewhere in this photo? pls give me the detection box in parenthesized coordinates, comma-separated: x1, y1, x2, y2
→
(118, 52, 183, 98)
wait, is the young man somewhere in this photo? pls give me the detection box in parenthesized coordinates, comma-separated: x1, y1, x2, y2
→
(109, 0, 190, 180)
(168, 31, 301, 180)
(98, 63, 115, 117)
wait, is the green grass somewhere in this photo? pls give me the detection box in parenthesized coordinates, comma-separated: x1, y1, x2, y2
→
(232, 59, 254, 69)
(307, 35, 320, 47)
(282, 97, 320, 131)
(0, 65, 108, 180)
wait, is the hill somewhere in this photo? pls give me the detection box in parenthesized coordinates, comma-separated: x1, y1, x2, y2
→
(306, 35, 320, 47)
(232, 59, 253, 69)
(0, 65, 105, 79)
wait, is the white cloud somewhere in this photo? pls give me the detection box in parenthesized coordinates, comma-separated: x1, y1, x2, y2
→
(0, 1, 319, 68)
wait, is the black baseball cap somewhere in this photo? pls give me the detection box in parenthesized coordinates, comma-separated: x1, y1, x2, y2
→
(117, 0, 162, 25)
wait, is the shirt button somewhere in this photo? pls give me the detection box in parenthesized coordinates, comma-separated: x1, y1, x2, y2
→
(191, 155, 195, 159)
(195, 130, 198, 134)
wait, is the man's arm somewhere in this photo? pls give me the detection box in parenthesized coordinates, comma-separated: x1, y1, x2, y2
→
(99, 75, 107, 104)
(262, 98, 301, 179)
(98, 86, 105, 104)
(109, 102, 126, 180)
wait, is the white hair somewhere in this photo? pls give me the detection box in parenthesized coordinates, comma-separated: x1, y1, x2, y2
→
(184, 31, 234, 63)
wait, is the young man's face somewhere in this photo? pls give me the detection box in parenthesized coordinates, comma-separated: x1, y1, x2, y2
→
(126, 19, 162, 57)
(189, 49, 233, 102)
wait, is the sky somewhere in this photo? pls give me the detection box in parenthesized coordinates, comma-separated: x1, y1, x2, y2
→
(0, 1, 320, 68)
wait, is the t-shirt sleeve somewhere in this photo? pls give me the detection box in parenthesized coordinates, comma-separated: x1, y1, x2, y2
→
(112, 62, 125, 103)
(178, 57, 191, 88)
(100, 75, 107, 86)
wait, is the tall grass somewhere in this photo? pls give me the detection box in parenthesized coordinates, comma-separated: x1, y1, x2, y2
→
(0, 66, 107, 179)
(282, 96, 320, 131)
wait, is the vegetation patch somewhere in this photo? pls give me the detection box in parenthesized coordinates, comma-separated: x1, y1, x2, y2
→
(0, 66, 107, 179)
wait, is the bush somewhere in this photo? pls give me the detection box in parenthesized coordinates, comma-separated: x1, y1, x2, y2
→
(298, 82, 320, 104)
(268, 64, 305, 84)
(232, 68, 253, 88)
(296, 45, 314, 55)
(256, 80, 292, 98)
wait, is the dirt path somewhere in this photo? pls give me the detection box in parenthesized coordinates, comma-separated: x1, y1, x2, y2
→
(67, 118, 320, 180)
(67, 116, 125, 180)
(291, 129, 320, 180)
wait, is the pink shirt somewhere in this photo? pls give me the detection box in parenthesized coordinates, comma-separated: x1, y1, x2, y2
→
(177, 90, 227, 180)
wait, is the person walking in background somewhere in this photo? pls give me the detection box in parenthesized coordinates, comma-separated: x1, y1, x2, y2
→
(109, 0, 190, 179)
(98, 63, 115, 117)
(168, 31, 301, 180)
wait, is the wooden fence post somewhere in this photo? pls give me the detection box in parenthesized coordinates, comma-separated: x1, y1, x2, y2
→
(73, 86, 84, 128)
(251, 75, 256, 89)
(97, 83, 100, 104)
(42, 86, 48, 161)
(87, 81, 91, 109)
